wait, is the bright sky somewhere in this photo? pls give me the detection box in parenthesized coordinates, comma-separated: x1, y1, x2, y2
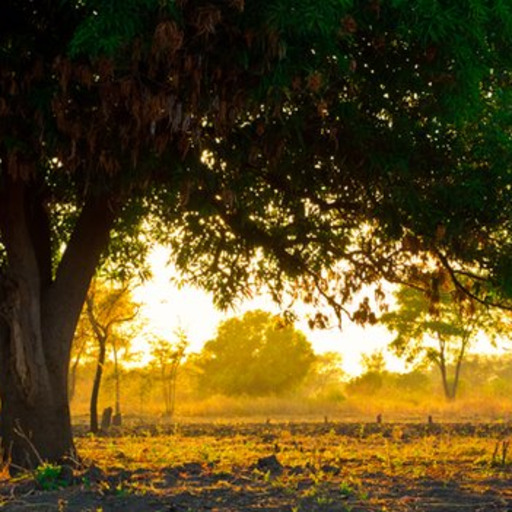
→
(133, 247, 506, 376)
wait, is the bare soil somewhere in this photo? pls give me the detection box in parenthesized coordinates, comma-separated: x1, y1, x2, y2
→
(1, 421, 512, 511)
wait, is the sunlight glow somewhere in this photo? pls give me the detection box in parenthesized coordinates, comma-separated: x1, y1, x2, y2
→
(133, 247, 508, 376)
(133, 247, 408, 375)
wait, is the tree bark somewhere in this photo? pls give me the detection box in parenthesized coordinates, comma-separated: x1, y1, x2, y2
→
(0, 345, 75, 470)
(89, 335, 106, 433)
(112, 340, 121, 418)
(0, 177, 118, 469)
(434, 334, 453, 401)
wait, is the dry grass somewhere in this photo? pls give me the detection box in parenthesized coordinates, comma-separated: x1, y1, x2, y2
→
(4, 420, 512, 511)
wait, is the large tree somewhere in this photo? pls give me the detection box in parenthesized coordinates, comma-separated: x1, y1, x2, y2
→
(1, 0, 512, 468)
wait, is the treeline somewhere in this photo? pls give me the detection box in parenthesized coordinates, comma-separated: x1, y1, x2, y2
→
(70, 281, 512, 425)
(347, 355, 512, 399)
(70, 350, 512, 422)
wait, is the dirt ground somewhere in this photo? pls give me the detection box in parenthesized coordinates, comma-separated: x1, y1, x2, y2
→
(1, 421, 512, 511)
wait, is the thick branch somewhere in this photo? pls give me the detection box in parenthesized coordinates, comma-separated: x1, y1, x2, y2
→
(86, 295, 107, 342)
(0, 178, 40, 284)
(26, 188, 53, 289)
(42, 194, 119, 364)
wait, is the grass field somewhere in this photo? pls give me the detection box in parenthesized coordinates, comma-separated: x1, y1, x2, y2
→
(1, 419, 512, 511)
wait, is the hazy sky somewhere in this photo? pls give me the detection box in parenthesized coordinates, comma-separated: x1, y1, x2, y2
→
(133, 247, 507, 376)
(133, 247, 409, 375)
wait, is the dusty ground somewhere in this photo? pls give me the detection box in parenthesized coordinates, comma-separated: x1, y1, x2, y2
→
(1, 421, 512, 511)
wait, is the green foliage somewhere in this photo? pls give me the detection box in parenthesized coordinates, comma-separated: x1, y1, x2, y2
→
(381, 285, 498, 368)
(73, 279, 141, 361)
(346, 371, 384, 396)
(3, 0, 512, 312)
(361, 351, 386, 374)
(34, 463, 67, 491)
(338, 480, 356, 498)
(67, 0, 163, 57)
(393, 370, 431, 394)
(196, 310, 316, 396)
(345, 366, 433, 399)
(380, 284, 502, 399)
(3, 0, 512, 464)
(302, 352, 345, 401)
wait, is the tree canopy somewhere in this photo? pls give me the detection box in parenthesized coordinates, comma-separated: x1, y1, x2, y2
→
(1, 0, 512, 467)
(196, 310, 315, 396)
(2, 1, 512, 310)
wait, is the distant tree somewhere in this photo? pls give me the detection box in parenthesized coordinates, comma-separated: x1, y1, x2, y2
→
(197, 310, 316, 396)
(361, 350, 387, 374)
(69, 315, 91, 403)
(123, 366, 156, 417)
(303, 351, 345, 401)
(392, 370, 431, 396)
(149, 328, 189, 417)
(109, 330, 141, 425)
(346, 350, 388, 396)
(79, 280, 140, 431)
(459, 354, 512, 399)
(380, 284, 499, 400)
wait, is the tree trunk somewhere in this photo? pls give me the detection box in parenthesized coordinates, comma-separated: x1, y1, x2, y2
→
(69, 356, 80, 403)
(112, 341, 121, 418)
(0, 282, 75, 469)
(69, 336, 87, 402)
(435, 335, 454, 401)
(451, 333, 470, 401)
(450, 362, 461, 401)
(0, 352, 75, 470)
(162, 367, 171, 416)
(438, 360, 454, 401)
(89, 336, 106, 433)
(0, 177, 118, 469)
(169, 363, 179, 418)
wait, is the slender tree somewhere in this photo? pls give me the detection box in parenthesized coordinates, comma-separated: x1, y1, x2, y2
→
(69, 316, 90, 403)
(110, 332, 136, 426)
(150, 329, 188, 418)
(381, 283, 500, 400)
(83, 280, 139, 432)
(1, 0, 512, 467)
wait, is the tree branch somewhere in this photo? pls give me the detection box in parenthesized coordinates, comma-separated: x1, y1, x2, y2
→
(42, 194, 120, 363)
(435, 249, 512, 311)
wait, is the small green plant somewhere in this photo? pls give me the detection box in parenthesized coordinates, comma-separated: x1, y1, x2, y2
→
(34, 463, 66, 491)
(315, 494, 334, 506)
(339, 481, 356, 498)
(114, 482, 131, 497)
